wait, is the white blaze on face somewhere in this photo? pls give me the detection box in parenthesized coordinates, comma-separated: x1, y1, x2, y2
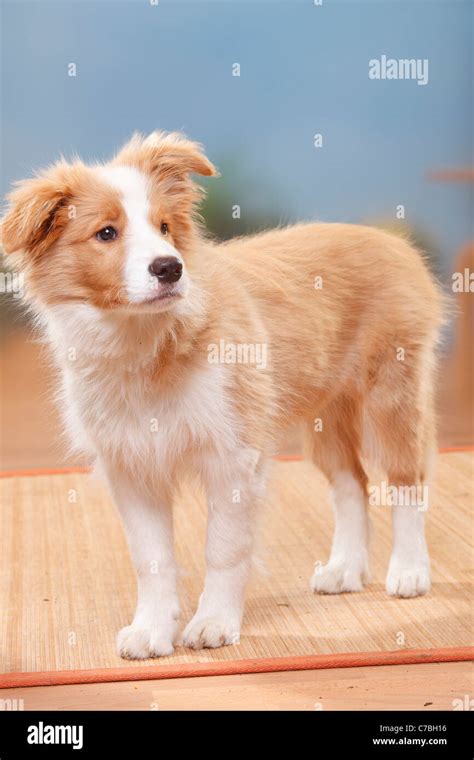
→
(98, 165, 185, 303)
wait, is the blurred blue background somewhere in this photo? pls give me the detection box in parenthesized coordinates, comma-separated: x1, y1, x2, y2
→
(2, 0, 472, 280)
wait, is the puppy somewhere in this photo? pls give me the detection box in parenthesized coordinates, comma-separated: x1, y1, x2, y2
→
(1, 131, 444, 659)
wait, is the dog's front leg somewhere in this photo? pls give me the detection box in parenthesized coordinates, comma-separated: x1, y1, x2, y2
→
(105, 466, 179, 659)
(182, 453, 265, 650)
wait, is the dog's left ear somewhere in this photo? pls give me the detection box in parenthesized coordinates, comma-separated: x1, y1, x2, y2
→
(113, 131, 218, 182)
(1, 164, 72, 259)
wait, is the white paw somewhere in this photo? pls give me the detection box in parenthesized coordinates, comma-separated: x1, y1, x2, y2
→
(385, 560, 431, 598)
(117, 624, 176, 660)
(311, 559, 368, 594)
(181, 616, 240, 650)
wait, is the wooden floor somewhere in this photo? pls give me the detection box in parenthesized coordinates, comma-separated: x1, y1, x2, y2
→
(2, 453, 472, 678)
(2, 661, 471, 710)
(1, 454, 472, 708)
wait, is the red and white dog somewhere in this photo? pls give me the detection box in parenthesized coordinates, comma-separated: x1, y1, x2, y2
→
(2, 132, 444, 659)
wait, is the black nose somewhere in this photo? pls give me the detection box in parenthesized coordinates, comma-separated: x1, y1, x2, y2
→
(148, 256, 183, 283)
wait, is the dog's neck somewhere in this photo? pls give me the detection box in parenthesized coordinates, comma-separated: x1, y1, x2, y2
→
(41, 284, 208, 372)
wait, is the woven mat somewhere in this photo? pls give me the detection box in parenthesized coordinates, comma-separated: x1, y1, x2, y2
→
(0, 452, 472, 686)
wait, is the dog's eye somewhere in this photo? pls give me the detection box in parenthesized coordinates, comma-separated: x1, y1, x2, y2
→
(96, 226, 117, 242)
(160, 222, 169, 236)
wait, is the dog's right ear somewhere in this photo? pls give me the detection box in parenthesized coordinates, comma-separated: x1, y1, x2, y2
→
(113, 131, 218, 182)
(1, 165, 72, 260)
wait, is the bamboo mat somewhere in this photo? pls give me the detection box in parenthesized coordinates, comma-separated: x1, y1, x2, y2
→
(0, 452, 472, 686)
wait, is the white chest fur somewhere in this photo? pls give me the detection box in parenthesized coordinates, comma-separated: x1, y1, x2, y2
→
(45, 305, 239, 477)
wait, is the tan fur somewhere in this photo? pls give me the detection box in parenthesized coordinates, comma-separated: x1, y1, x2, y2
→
(1, 133, 445, 654)
(213, 223, 444, 489)
(1, 136, 443, 491)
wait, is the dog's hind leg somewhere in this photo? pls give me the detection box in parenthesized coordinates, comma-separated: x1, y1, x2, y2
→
(363, 341, 436, 598)
(305, 396, 370, 594)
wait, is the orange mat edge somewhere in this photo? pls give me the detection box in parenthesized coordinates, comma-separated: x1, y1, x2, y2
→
(1, 446, 473, 479)
(1, 646, 472, 690)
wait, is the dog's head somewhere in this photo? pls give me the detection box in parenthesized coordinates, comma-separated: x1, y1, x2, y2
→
(1, 132, 217, 313)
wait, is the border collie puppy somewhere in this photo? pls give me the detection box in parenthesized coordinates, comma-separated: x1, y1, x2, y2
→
(2, 132, 444, 658)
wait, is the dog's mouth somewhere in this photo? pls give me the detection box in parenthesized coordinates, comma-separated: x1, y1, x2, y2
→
(127, 284, 186, 314)
(142, 287, 182, 305)
(111, 280, 186, 314)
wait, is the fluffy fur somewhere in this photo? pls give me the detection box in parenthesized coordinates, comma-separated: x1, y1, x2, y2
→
(2, 131, 444, 658)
